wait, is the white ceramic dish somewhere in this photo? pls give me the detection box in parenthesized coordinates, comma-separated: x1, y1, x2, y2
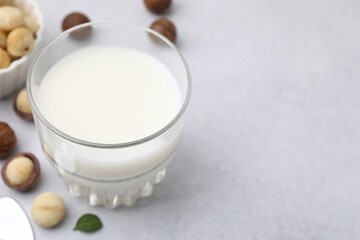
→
(0, 0, 43, 99)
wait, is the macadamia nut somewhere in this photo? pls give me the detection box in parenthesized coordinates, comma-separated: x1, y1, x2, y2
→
(0, 122, 16, 158)
(0, 47, 10, 68)
(150, 18, 177, 43)
(5, 156, 33, 185)
(6, 26, 34, 57)
(14, 88, 33, 122)
(31, 192, 65, 228)
(62, 12, 90, 31)
(0, 6, 24, 31)
(0, 0, 13, 6)
(144, 0, 172, 13)
(0, 30, 6, 48)
(24, 16, 39, 34)
(0, 122, 17, 158)
(1, 152, 40, 191)
(16, 89, 31, 113)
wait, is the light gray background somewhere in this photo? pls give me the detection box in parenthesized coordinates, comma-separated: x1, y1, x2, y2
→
(1, 0, 360, 239)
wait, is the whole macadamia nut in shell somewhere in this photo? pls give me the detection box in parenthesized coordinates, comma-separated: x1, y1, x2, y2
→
(31, 192, 65, 228)
(144, 0, 172, 13)
(150, 18, 177, 43)
(0, 122, 16, 158)
(62, 12, 90, 31)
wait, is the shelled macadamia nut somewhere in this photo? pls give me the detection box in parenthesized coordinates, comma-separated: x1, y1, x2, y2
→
(0, 30, 6, 48)
(0, 6, 24, 31)
(1, 152, 40, 191)
(0, 47, 10, 69)
(24, 16, 39, 35)
(0, 0, 13, 6)
(7, 27, 34, 57)
(31, 192, 65, 228)
(0, 122, 16, 158)
(14, 88, 33, 121)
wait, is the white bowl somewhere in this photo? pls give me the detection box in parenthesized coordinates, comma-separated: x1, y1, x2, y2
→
(0, 0, 43, 99)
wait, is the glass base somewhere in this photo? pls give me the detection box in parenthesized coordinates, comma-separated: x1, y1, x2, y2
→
(62, 167, 167, 208)
(44, 142, 176, 208)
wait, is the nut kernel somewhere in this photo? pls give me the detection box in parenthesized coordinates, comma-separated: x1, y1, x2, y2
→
(7, 26, 34, 57)
(0, 47, 10, 69)
(14, 88, 33, 121)
(0, 6, 24, 31)
(1, 152, 40, 191)
(5, 156, 33, 185)
(0, 30, 6, 48)
(24, 16, 39, 34)
(31, 192, 65, 228)
(0, 0, 13, 6)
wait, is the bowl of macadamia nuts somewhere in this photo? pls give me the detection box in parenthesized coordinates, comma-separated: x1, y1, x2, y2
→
(0, 0, 42, 99)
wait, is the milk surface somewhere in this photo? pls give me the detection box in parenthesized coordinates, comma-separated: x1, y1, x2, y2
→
(37, 46, 182, 144)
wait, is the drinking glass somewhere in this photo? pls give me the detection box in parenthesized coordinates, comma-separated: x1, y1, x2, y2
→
(27, 21, 191, 208)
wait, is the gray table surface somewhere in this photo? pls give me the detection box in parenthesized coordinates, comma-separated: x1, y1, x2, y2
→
(1, 0, 360, 239)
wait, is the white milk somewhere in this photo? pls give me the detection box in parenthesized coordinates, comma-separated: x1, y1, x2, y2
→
(34, 46, 185, 207)
(37, 46, 182, 144)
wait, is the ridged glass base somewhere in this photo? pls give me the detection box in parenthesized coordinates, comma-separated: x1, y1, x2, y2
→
(44, 140, 177, 208)
(62, 168, 167, 208)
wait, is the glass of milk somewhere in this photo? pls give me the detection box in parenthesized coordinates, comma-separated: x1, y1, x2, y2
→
(27, 21, 191, 208)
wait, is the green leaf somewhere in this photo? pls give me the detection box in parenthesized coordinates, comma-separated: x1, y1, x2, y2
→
(73, 213, 103, 233)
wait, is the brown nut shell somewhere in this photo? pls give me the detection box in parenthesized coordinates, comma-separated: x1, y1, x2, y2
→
(150, 18, 176, 43)
(13, 88, 33, 121)
(0, 122, 16, 158)
(1, 152, 40, 191)
(144, 0, 172, 14)
(62, 12, 90, 31)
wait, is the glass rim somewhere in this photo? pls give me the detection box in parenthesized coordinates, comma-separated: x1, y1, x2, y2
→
(27, 21, 191, 149)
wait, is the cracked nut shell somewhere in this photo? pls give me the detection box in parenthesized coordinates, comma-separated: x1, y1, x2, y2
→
(150, 18, 176, 43)
(7, 27, 34, 57)
(1, 152, 40, 191)
(13, 88, 33, 121)
(144, 0, 172, 13)
(0, 122, 16, 158)
(0, 6, 24, 31)
(0, 47, 10, 69)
